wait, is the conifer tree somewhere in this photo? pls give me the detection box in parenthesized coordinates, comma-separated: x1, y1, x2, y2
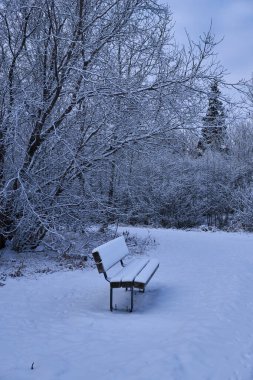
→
(197, 81, 227, 154)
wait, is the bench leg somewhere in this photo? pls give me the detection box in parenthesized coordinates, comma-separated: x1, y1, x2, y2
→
(130, 287, 134, 312)
(110, 286, 134, 312)
(110, 286, 113, 311)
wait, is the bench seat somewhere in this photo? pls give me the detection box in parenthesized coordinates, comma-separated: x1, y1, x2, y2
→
(134, 259, 159, 290)
(110, 258, 150, 288)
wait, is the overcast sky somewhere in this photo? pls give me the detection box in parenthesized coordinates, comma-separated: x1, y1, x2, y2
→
(162, 0, 253, 83)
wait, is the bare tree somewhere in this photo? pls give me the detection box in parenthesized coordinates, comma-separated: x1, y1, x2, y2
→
(0, 0, 225, 251)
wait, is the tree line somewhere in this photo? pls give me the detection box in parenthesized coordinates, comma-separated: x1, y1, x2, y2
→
(0, 0, 252, 252)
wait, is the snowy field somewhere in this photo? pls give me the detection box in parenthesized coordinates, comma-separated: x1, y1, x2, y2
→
(2, 227, 253, 380)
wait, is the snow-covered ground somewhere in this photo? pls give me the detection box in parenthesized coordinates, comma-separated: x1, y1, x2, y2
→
(1, 227, 253, 380)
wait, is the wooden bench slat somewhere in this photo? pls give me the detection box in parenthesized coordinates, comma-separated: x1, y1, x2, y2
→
(133, 259, 159, 290)
(110, 258, 149, 287)
(92, 236, 129, 272)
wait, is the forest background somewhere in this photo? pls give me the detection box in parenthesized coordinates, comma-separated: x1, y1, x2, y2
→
(0, 0, 252, 253)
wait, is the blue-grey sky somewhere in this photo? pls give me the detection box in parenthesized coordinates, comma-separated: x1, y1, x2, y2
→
(163, 0, 253, 83)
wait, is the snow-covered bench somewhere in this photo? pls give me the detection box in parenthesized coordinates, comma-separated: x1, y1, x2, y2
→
(92, 236, 159, 312)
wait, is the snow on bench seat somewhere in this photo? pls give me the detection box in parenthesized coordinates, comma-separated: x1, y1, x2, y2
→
(134, 259, 159, 290)
(110, 258, 149, 288)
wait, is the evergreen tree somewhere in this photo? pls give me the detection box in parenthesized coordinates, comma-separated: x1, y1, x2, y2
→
(197, 81, 227, 154)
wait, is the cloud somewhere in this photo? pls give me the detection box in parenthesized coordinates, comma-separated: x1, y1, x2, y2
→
(163, 0, 253, 81)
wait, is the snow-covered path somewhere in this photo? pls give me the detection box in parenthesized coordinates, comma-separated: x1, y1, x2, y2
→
(1, 228, 253, 380)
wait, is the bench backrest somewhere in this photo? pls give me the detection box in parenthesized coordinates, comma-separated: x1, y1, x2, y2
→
(92, 236, 129, 273)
